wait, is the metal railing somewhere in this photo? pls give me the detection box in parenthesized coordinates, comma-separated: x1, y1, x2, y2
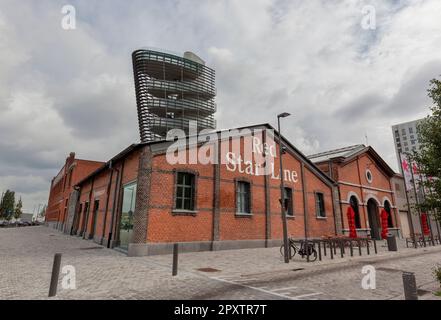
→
(148, 116, 216, 130)
(142, 79, 215, 97)
(146, 98, 216, 114)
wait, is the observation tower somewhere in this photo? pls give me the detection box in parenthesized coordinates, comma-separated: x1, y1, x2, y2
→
(132, 49, 216, 142)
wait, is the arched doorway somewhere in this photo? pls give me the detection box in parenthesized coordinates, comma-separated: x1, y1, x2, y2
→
(367, 198, 380, 239)
(349, 196, 361, 229)
(384, 200, 393, 228)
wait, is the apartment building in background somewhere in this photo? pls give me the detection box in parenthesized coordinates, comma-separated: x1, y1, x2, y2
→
(391, 118, 424, 168)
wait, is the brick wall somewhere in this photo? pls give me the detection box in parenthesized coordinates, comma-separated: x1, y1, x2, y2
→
(57, 127, 339, 252)
(46, 153, 103, 227)
(322, 151, 398, 237)
(143, 133, 336, 243)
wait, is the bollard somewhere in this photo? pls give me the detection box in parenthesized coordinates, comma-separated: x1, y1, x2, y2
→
(323, 240, 327, 256)
(402, 272, 418, 300)
(340, 240, 344, 258)
(373, 239, 377, 254)
(306, 240, 310, 262)
(349, 240, 353, 257)
(317, 241, 322, 261)
(48, 253, 62, 297)
(172, 243, 179, 276)
(366, 239, 370, 255)
(386, 235, 398, 252)
(330, 241, 334, 260)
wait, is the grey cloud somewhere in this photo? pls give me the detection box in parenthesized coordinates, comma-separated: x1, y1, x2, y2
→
(54, 79, 137, 139)
(385, 60, 441, 116)
(336, 93, 387, 121)
(0, 144, 59, 170)
(1, 0, 441, 210)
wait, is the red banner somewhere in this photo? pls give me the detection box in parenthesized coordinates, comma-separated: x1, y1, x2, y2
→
(421, 213, 430, 236)
(347, 206, 357, 238)
(381, 209, 389, 239)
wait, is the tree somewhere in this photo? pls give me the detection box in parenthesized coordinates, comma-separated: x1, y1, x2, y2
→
(0, 190, 15, 220)
(39, 205, 47, 218)
(14, 197, 23, 220)
(413, 77, 441, 222)
(0, 192, 3, 217)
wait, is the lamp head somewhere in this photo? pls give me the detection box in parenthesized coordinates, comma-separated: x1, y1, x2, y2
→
(277, 112, 291, 118)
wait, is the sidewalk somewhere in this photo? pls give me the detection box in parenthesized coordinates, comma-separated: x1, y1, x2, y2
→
(1, 226, 440, 300)
(146, 237, 441, 278)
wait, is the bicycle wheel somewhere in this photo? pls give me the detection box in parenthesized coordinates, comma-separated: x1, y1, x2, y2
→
(309, 249, 318, 262)
(280, 244, 296, 259)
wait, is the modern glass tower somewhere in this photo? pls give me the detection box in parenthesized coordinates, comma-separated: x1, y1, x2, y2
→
(132, 49, 216, 142)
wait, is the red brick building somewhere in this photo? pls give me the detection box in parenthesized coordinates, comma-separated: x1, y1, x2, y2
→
(46, 152, 104, 231)
(49, 124, 342, 256)
(308, 145, 400, 239)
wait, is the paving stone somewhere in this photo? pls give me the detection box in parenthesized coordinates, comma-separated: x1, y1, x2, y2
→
(1, 226, 440, 300)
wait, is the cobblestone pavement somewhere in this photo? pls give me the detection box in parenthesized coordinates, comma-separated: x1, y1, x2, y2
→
(1, 226, 440, 300)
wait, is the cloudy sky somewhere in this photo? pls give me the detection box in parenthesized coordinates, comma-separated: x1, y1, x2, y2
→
(1, 0, 440, 212)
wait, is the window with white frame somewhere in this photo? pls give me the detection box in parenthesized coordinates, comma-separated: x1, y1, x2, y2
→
(236, 181, 251, 214)
(315, 192, 326, 218)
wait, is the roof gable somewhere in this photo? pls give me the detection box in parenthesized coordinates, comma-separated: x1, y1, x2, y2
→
(342, 146, 396, 177)
(308, 144, 396, 178)
(75, 123, 336, 187)
(307, 144, 366, 163)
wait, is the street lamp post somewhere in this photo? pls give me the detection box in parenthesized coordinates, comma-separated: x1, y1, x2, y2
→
(278, 112, 291, 263)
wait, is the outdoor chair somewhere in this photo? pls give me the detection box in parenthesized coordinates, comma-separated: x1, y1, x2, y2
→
(406, 234, 419, 248)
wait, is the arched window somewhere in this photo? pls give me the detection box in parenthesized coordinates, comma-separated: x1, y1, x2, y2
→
(350, 196, 361, 229)
(384, 200, 393, 227)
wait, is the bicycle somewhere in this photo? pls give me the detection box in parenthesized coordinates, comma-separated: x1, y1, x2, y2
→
(280, 238, 318, 262)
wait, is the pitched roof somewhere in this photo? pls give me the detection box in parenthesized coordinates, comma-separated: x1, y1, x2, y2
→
(307, 144, 366, 163)
(308, 144, 396, 177)
(75, 123, 336, 187)
(74, 143, 148, 186)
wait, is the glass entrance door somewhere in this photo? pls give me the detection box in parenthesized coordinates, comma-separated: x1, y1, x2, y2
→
(118, 182, 137, 249)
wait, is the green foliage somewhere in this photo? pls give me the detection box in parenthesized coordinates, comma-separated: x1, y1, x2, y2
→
(433, 265, 441, 288)
(39, 205, 47, 217)
(0, 190, 15, 220)
(412, 77, 441, 222)
(14, 197, 23, 219)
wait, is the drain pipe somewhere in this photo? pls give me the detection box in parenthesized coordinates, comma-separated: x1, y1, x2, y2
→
(101, 160, 114, 245)
(71, 186, 81, 235)
(83, 177, 95, 239)
(107, 159, 125, 248)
